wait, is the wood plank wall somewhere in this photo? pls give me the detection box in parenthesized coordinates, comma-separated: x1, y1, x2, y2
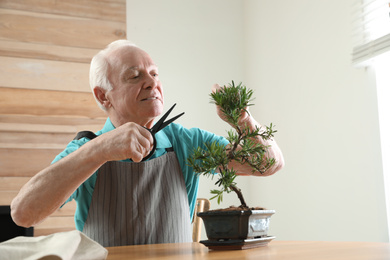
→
(0, 0, 126, 236)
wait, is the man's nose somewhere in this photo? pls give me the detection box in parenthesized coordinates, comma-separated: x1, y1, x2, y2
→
(144, 74, 159, 89)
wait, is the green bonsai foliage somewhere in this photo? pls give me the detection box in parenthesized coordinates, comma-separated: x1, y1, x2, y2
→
(188, 81, 277, 209)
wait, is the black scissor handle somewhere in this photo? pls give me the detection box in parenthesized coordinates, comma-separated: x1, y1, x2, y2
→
(141, 129, 157, 162)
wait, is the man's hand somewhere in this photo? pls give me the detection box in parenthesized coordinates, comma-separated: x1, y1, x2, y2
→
(97, 122, 154, 163)
(211, 83, 285, 176)
(212, 83, 251, 127)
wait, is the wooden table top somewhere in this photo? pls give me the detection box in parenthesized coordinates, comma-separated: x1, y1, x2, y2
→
(106, 240, 390, 260)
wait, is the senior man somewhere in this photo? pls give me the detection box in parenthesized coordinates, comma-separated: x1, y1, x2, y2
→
(11, 40, 284, 247)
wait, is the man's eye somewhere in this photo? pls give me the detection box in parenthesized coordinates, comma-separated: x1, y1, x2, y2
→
(129, 73, 139, 79)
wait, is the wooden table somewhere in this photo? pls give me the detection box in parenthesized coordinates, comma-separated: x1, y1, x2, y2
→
(106, 240, 390, 259)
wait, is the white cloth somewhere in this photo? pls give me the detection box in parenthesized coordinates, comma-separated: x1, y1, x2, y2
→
(0, 230, 107, 260)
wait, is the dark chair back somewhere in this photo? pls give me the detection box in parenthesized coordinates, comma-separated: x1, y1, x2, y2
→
(0, 206, 33, 242)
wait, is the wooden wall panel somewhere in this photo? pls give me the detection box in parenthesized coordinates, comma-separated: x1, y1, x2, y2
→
(0, 0, 126, 22)
(0, 177, 29, 191)
(34, 223, 76, 237)
(0, 0, 126, 237)
(0, 9, 126, 49)
(0, 40, 98, 63)
(0, 115, 106, 127)
(0, 87, 106, 117)
(0, 148, 63, 177)
(0, 131, 77, 149)
(34, 214, 77, 236)
(0, 191, 18, 206)
(0, 57, 90, 92)
(36, 216, 75, 229)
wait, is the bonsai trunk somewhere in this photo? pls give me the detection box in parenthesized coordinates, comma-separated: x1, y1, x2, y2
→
(230, 185, 248, 209)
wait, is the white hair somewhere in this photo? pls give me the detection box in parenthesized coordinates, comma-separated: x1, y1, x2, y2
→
(89, 39, 137, 111)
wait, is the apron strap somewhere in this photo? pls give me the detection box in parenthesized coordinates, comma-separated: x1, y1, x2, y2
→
(74, 131, 97, 140)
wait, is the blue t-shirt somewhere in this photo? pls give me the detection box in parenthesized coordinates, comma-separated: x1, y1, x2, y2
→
(52, 118, 228, 231)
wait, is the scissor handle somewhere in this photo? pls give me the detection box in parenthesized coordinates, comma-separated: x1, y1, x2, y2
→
(141, 129, 157, 162)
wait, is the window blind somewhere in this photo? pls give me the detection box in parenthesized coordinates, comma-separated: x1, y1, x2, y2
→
(352, 0, 390, 65)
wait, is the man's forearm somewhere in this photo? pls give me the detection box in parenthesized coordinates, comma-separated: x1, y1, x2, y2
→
(11, 140, 106, 227)
(234, 116, 285, 176)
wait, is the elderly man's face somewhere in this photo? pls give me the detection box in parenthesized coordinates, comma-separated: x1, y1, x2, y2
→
(106, 46, 164, 127)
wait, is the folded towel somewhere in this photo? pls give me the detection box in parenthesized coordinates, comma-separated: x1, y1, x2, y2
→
(0, 230, 107, 260)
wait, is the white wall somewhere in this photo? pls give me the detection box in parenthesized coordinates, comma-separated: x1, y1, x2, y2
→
(127, 0, 389, 242)
(243, 0, 388, 242)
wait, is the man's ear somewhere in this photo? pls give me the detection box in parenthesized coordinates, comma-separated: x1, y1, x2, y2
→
(93, 87, 111, 108)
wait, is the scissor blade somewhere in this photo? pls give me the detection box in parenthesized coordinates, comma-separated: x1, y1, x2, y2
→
(150, 103, 177, 133)
(157, 112, 185, 132)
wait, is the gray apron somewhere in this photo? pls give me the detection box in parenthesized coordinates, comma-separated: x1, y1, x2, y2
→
(82, 149, 192, 247)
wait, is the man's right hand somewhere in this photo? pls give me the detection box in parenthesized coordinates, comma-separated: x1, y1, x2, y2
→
(96, 122, 154, 163)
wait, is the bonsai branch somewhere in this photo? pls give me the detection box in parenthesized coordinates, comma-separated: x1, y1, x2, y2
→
(187, 81, 278, 208)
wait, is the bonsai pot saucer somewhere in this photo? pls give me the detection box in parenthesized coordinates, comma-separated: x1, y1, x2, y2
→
(199, 236, 275, 250)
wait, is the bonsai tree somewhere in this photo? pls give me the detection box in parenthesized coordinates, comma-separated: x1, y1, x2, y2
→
(188, 81, 277, 210)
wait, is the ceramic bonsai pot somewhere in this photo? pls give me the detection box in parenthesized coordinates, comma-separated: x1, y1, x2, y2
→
(198, 209, 275, 241)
